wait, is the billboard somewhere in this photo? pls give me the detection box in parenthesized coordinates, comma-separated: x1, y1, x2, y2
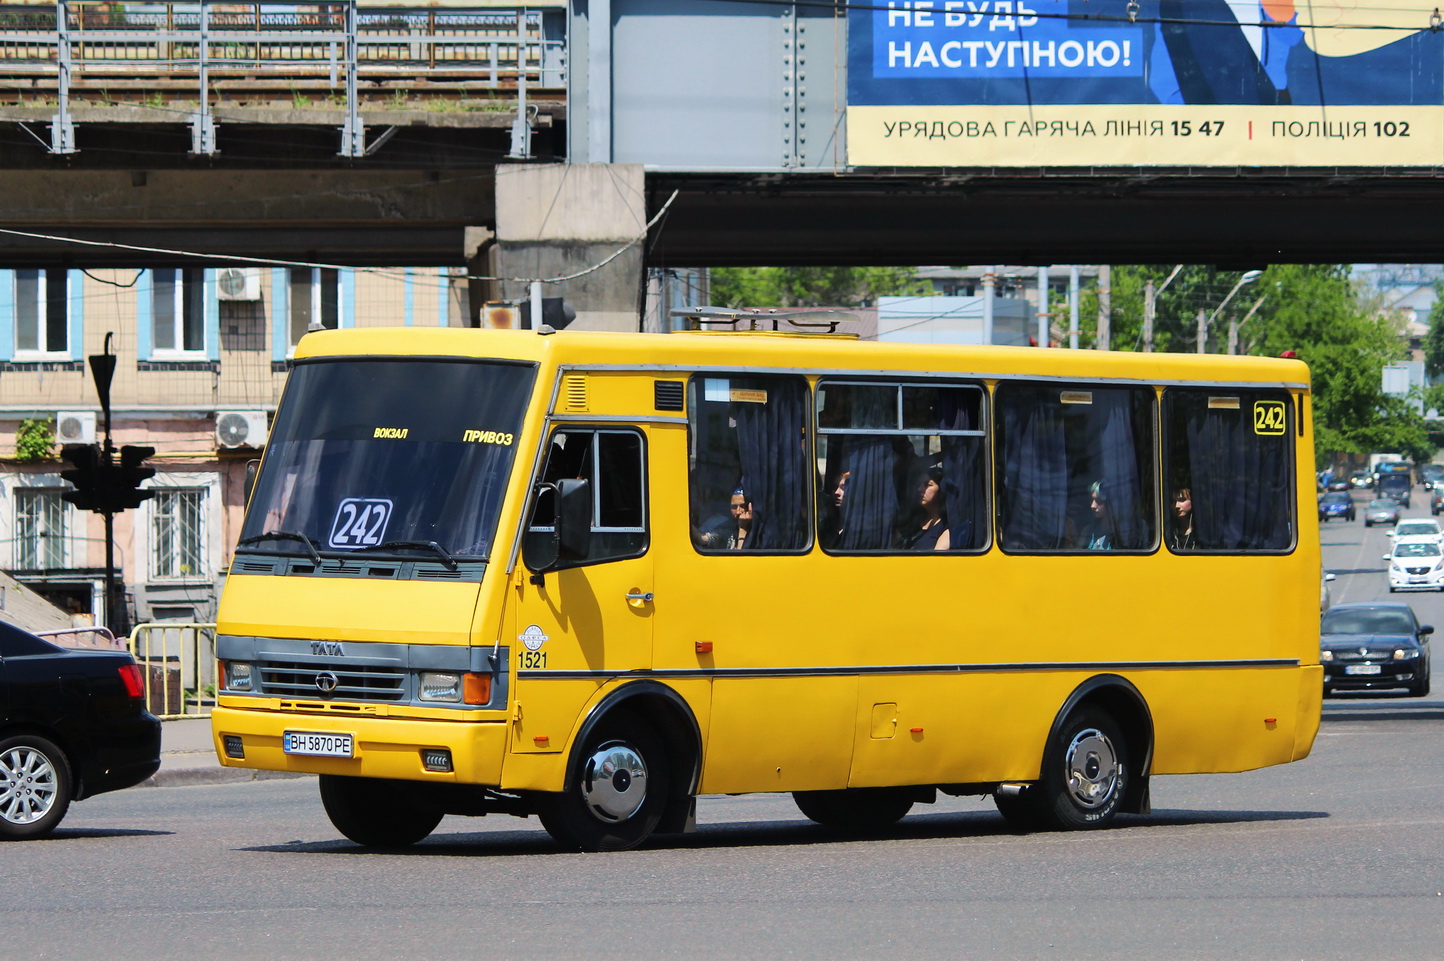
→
(847, 0, 1444, 166)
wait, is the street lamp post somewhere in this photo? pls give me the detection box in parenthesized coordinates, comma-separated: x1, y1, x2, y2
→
(1196, 270, 1262, 354)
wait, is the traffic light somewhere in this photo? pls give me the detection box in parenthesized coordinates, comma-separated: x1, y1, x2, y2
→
(58, 443, 155, 514)
(114, 445, 156, 511)
(59, 443, 105, 512)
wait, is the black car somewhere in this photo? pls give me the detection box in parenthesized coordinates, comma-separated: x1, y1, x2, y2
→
(0, 622, 160, 839)
(1320, 602, 1433, 697)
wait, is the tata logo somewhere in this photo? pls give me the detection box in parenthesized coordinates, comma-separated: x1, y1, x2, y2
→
(314, 671, 339, 694)
(310, 641, 345, 656)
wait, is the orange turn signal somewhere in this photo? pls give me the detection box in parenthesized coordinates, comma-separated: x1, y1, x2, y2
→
(463, 672, 492, 705)
(534, 735, 550, 745)
(695, 641, 714, 654)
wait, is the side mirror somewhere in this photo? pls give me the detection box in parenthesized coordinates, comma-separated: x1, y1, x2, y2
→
(1324, 573, 1336, 583)
(553, 477, 592, 562)
(1383, 554, 1393, 561)
(1421, 625, 1434, 636)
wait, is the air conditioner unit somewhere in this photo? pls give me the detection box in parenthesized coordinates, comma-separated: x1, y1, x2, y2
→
(55, 410, 96, 444)
(215, 411, 268, 450)
(216, 267, 262, 302)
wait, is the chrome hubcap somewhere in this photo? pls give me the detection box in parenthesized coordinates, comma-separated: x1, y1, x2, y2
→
(0, 746, 58, 825)
(580, 741, 647, 822)
(1063, 728, 1120, 810)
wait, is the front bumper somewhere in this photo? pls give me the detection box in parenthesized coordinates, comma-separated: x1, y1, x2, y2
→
(1388, 569, 1444, 590)
(1324, 663, 1421, 691)
(211, 704, 511, 786)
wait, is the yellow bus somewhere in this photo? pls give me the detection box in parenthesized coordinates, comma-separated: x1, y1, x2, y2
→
(211, 322, 1322, 851)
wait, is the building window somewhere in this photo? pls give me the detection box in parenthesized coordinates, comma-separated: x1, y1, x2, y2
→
(15, 269, 69, 356)
(151, 268, 207, 355)
(151, 488, 206, 580)
(14, 488, 68, 569)
(289, 267, 340, 347)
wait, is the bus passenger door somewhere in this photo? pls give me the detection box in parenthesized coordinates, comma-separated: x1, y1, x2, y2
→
(509, 427, 653, 754)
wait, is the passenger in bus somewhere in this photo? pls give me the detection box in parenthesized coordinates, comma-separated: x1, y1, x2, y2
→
(696, 488, 753, 550)
(821, 470, 850, 549)
(901, 464, 951, 551)
(1170, 487, 1197, 551)
(1083, 480, 1114, 550)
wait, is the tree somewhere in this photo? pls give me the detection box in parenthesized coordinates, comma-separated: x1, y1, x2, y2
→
(1424, 279, 1444, 379)
(710, 267, 927, 308)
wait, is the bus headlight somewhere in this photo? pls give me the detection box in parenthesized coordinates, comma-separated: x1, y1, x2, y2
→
(419, 672, 463, 702)
(224, 661, 253, 692)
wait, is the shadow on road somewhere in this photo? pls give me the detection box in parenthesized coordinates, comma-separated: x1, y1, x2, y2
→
(239, 806, 1327, 857)
(1327, 567, 1387, 575)
(44, 828, 174, 841)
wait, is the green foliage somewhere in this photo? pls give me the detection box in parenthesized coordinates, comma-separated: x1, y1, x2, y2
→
(709, 267, 928, 309)
(14, 417, 55, 463)
(1424, 280, 1444, 379)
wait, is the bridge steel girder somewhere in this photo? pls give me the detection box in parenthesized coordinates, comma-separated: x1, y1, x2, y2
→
(640, 173, 1444, 268)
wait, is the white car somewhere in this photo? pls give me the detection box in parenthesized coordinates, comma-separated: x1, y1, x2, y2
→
(1385, 536, 1444, 592)
(1388, 518, 1444, 543)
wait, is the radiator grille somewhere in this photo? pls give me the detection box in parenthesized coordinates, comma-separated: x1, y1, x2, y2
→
(258, 659, 405, 700)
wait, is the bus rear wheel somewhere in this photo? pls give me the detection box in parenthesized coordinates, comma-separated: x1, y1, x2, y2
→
(319, 774, 443, 848)
(995, 707, 1129, 831)
(538, 712, 668, 852)
(793, 788, 914, 833)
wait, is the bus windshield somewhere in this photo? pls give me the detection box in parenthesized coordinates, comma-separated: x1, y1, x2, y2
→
(239, 358, 536, 561)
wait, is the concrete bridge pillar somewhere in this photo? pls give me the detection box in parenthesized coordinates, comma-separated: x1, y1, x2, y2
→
(488, 163, 647, 331)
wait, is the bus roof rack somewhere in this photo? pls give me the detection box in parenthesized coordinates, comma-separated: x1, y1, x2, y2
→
(670, 306, 860, 334)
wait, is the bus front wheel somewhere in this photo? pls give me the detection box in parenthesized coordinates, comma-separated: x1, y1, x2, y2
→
(319, 774, 443, 848)
(539, 712, 668, 852)
(793, 788, 914, 833)
(996, 707, 1129, 831)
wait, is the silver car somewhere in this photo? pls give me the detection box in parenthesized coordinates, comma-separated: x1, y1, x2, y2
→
(1365, 499, 1401, 527)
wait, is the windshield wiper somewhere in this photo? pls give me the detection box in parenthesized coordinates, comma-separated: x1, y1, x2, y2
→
(236, 530, 323, 565)
(360, 540, 459, 570)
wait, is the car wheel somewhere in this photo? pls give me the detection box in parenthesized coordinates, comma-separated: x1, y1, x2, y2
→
(793, 788, 915, 833)
(538, 710, 669, 852)
(0, 735, 74, 841)
(995, 706, 1129, 832)
(319, 774, 444, 848)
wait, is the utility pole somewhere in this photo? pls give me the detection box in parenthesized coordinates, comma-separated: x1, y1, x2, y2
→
(1196, 308, 1208, 353)
(1142, 280, 1156, 353)
(1096, 265, 1111, 350)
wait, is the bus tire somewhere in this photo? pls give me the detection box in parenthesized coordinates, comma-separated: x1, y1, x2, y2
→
(539, 712, 668, 852)
(792, 788, 914, 833)
(1029, 707, 1129, 831)
(319, 774, 443, 848)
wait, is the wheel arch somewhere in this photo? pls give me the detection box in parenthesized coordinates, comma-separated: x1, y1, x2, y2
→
(0, 722, 84, 798)
(569, 681, 703, 835)
(1046, 674, 1154, 815)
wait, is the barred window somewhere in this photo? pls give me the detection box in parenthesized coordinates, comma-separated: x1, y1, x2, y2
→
(151, 488, 206, 579)
(14, 489, 67, 569)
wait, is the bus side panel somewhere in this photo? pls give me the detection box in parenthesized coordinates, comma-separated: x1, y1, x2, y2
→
(1139, 667, 1312, 774)
(848, 674, 1058, 787)
(698, 677, 856, 794)
(1292, 665, 1323, 761)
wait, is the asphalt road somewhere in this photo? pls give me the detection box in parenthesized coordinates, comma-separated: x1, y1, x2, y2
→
(7, 506, 1444, 961)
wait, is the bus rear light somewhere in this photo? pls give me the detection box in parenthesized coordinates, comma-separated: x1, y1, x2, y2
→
(117, 663, 144, 699)
(463, 672, 492, 705)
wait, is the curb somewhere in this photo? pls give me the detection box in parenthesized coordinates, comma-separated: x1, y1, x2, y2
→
(144, 765, 312, 788)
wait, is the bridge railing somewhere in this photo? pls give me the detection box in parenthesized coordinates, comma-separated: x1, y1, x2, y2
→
(0, 2, 567, 87)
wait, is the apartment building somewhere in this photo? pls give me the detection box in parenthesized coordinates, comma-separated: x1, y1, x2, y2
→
(0, 264, 470, 629)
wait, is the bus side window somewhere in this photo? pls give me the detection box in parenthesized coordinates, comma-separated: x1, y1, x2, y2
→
(817, 380, 988, 553)
(687, 374, 811, 553)
(1162, 389, 1294, 552)
(524, 428, 648, 571)
(996, 384, 1157, 552)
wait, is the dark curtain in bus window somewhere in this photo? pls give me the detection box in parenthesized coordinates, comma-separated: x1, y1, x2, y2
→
(1169, 390, 1293, 551)
(998, 391, 1069, 550)
(837, 435, 903, 550)
(937, 389, 986, 550)
(689, 375, 810, 552)
(1096, 391, 1152, 550)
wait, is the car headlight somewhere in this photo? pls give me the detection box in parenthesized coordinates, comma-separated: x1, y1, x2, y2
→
(1394, 648, 1421, 660)
(1320, 650, 1334, 662)
(418, 671, 463, 702)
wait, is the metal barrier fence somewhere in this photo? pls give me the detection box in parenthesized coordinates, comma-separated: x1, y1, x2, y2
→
(0, 2, 567, 83)
(128, 621, 217, 721)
